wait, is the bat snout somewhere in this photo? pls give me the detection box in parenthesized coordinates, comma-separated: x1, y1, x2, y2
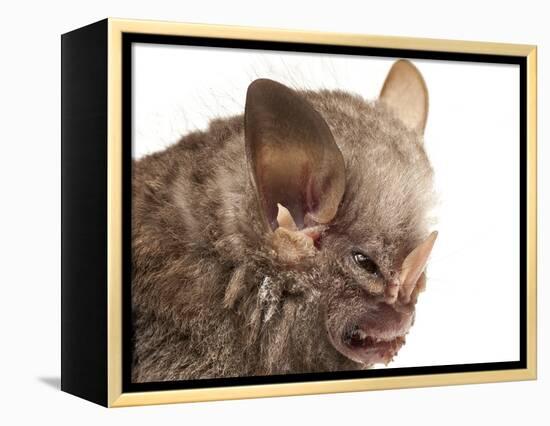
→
(327, 301, 415, 366)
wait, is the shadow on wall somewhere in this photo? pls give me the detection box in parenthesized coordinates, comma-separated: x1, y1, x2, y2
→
(38, 377, 60, 390)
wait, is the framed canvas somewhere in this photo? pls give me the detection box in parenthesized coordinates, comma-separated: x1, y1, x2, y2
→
(61, 18, 537, 407)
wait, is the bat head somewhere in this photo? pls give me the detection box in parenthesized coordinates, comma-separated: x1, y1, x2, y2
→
(243, 60, 436, 369)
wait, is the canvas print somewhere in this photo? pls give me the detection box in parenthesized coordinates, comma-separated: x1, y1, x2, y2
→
(130, 44, 520, 383)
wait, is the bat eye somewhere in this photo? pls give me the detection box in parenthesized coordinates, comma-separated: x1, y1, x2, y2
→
(352, 252, 379, 276)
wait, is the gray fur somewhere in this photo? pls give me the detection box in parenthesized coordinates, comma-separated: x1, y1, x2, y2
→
(131, 81, 435, 382)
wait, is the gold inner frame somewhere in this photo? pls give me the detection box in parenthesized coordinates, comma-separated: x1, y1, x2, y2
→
(106, 17, 537, 407)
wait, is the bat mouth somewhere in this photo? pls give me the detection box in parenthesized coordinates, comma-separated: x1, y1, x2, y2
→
(340, 325, 406, 365)
(326, 304, 414, 366)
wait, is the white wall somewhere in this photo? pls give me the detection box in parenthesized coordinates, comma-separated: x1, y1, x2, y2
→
(0, 0, 547, 424)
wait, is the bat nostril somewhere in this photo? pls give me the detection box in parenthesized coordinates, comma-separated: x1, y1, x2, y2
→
(384, 279, 400, 304)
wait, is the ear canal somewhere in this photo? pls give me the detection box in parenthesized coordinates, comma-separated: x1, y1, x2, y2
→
(245, 78, 346, 232)
(399, 231, 438, 303)
(379, 59, 429, 133)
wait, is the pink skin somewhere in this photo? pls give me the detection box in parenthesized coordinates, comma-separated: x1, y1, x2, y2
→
(326, 277, 421, 367)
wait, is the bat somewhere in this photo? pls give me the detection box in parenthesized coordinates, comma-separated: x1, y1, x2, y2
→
(131, 59, 437, 382)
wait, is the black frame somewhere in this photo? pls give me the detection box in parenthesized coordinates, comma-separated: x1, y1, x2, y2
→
(120, 33, 527, 394)
(61, 19, 108, 405)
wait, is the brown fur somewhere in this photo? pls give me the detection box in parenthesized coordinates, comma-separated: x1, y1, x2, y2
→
(131, 82, 435, 382)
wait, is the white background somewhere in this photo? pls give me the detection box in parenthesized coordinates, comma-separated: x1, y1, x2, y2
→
(133, 46, 520, 367)
(0, 0, 547, 424)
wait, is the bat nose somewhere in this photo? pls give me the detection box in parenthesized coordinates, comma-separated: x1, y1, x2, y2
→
(383, 278, 400, 305)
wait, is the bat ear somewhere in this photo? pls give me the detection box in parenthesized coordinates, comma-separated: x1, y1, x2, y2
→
(245, 78, 346, 233)
(399, 231, 438, 304)
(380, 59, 429, 133)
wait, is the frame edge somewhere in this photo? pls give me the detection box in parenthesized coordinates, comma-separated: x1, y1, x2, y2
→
(526, 46, 537, 381)
(108, 17, 536, 57)
(61, 18, 110, 407)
